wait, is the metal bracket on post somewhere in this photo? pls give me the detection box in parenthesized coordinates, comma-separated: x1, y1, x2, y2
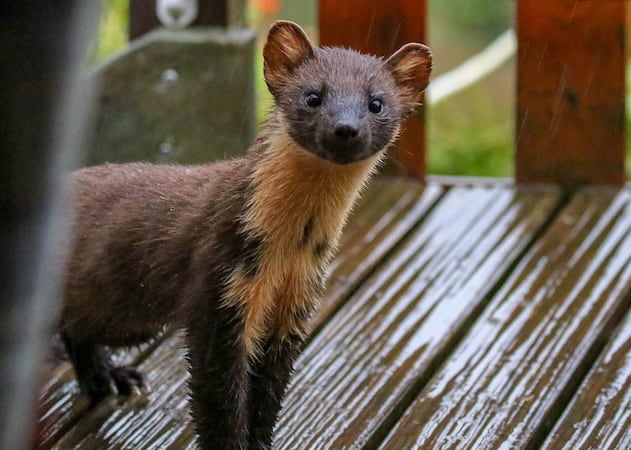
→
(156, 0, 199, 29)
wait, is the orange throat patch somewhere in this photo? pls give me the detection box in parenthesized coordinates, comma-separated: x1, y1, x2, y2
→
(224, 127, 385, 357)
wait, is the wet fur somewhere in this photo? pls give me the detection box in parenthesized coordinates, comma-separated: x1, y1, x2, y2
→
(59, 21, 431, 449)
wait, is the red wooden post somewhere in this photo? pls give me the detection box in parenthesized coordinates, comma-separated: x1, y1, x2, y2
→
(319, 0, 428, 179)
(130, 0, 228, 40)
(516, 0, 626, 186)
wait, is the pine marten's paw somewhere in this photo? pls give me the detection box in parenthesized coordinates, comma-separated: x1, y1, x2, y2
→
(61, 333, 150, 405)
(82, 365, 147, 406)
(110, 366, 148, 397)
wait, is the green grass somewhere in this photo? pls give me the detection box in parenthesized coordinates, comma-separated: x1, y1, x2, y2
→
(427, 2, 514, 177)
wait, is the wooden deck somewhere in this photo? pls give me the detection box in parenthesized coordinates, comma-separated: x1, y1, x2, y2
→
(36, 179, 631, 450)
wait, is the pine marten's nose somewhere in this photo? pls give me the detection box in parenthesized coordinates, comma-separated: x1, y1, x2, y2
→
(334, 123, 359, 141)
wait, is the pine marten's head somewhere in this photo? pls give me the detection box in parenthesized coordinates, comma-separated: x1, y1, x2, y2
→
(263, 21, 432, 165)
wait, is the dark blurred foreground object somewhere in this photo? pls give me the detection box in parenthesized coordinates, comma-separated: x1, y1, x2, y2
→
(0, 3, 98, 449)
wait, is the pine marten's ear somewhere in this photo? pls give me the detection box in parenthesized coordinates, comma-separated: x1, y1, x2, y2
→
(264, 20, 315, 95)
(386, 43, 433, 108)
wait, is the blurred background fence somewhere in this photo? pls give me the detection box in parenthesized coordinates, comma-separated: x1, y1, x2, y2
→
(93, 0, 631, 179)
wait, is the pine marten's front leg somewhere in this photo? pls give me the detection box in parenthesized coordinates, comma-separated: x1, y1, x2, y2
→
(248, 300, 316, 449)
(186, 302, 250, 449)
(248, 333, 304, 449)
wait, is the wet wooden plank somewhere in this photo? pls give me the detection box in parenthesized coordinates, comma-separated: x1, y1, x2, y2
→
(380, 188, 631, 450)
(42, 181, 442, 448)
(36, 362, 90, 450)
(53, 335, 196, 450)
(36, 341, 161, 449)
(319, 0, 428, 178)
(316, 180, 442, 328)
(542, 308, 631, 450)
(274, 186, 559, 449)
(516, 0, 626, 185)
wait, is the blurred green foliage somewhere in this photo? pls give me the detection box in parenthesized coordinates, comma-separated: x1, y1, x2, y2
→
(92, 0, 128, 64)
(94, 0, 629, 178)
(428, 0, 514, 176)
(429, 79, 513, 177)
(431, 0, 513, 38)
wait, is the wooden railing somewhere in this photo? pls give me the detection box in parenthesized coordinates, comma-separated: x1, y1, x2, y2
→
(320, 0, 627, 185)
(129, 0, 627, 185)
(515, 0, 626, 186)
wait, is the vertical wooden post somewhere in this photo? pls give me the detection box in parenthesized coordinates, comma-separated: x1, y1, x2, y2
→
(0, 3, 98, 449)
(130, 0, 228, 40)
(319, 0, 428, 179)
(516, 0, 626, 186)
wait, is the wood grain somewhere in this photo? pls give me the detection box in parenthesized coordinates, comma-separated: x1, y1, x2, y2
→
(52, 336, 194, 449)
(516, 0, 626, 185)
(315, 181, 442, 328)
(380, 188, 631, 449)
(35, 341, 161, 449)
(542, 309, 631, 450)
(274, 186, 559, 449)
(319, 0, 428, 178)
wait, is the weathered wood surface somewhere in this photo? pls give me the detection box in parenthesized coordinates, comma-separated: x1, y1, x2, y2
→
(542, 309, 631, 450)
(516, 0, 626, 185)
(319, 0, 428, 178)
(275, 185, 560, 449)
(313, 181, 442, 327)
(36, 181, 631, 449)
(380, 187, 631, 449)
(36, 341, 161, 449)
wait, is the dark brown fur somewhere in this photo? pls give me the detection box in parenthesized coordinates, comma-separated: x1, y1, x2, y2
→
(59, 21, 432, 449)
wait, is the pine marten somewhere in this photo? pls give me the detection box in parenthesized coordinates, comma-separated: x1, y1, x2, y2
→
(60, 20, 432, 449)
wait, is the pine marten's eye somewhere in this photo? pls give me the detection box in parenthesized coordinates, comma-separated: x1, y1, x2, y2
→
(369, 99, 384, 114)
(305, 93, 322, 108)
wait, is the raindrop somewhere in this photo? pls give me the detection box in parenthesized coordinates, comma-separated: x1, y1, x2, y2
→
(159, 142, 175, 156)
(161, 68, 179, 83)
(155, 69, 179, 95)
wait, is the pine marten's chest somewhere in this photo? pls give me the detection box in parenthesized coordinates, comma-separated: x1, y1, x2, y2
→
(223, 138, 380, 357)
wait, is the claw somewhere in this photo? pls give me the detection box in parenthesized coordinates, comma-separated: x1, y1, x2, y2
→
(110, 366, 147, 396)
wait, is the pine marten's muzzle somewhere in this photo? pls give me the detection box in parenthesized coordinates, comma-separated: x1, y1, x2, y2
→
(315, 106, 375, 164)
